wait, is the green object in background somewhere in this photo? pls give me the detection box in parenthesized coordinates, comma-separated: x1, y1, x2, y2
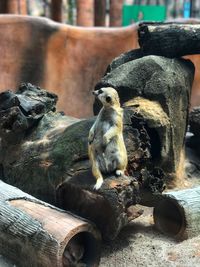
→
(122, 5, 166, 26)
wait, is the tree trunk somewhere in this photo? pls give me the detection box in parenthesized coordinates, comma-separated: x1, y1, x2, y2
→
(0, 0, 27, 14)
(51, 0, 62, 22)
(6, 0, 18, 13)
(138, 22, 200, 57)
(0, 180, 101, 267)
(0, 0, 6, 13)
(94, 0, 106, 26)
(76, 0, 94, 26)
(18, 0, 27, 14)
(153, 186, 200, 240)
(0, 83, 165, 241)
(109, 0, 123, 27)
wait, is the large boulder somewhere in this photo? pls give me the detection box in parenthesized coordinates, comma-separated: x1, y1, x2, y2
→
(95, 55, 195, 183)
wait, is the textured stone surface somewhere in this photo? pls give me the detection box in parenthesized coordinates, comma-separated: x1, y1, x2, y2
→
(95, 55, 194, 181)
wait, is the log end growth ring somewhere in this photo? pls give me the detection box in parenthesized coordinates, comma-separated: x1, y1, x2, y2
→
(153, 198, 186, 239)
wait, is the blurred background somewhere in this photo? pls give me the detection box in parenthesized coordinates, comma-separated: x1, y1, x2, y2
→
(0, 0, 199, 27)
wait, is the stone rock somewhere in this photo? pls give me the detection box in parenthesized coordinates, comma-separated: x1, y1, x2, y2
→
(0, 83, 58, 144)
(95, 55, 195, 181)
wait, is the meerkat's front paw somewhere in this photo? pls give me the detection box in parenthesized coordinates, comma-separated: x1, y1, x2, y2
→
(103, 134, 110, 145)
(93, 177, 103, 190)
(116, 170, 124, 176)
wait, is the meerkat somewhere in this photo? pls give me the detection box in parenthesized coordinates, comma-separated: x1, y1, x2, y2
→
(88, 87, 128, 190)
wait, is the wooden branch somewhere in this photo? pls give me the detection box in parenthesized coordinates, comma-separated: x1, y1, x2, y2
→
(138, 22, 200, 57)
(0, 180, 101, 267)
(153, 186, 200, 240)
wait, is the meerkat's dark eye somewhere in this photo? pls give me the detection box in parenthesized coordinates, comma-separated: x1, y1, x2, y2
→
(106, 96, 111, 103)
(98, 89, 103, 94)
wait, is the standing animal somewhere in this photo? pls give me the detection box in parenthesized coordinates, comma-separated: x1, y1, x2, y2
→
(88, 87, 128, 190)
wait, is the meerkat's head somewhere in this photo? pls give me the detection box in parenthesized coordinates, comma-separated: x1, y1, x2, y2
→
(93, 87, 120, 108)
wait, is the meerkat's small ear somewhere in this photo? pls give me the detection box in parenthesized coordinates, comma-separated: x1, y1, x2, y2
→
(106, 96, 112, 103)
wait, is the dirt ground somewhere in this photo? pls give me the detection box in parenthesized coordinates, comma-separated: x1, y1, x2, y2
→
(100, 206, 200, 267)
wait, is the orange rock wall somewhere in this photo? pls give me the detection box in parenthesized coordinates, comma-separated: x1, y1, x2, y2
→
(0, 15, 138, 118)
(0, 15, 199, 118)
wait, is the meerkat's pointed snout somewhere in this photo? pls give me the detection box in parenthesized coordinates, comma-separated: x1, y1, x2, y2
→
(92, 90, 98, 96)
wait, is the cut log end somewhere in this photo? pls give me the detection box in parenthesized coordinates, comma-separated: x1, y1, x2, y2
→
(0, 180, 101, 267)
(153, 198, 186, 239)
(154, 187, 200, 240)
(63, 231, 100, 267)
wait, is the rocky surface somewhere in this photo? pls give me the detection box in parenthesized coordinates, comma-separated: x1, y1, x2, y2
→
(95, 55, 195, 183)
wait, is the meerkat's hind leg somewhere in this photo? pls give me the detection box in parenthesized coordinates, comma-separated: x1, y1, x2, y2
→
(93, 164, 104, 190)
(94, 176, 104, 190)
(89, 145, 104, 190)
(91, 156, 104, 190)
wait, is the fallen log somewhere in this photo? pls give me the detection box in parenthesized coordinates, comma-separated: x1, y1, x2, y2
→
(153, 186, 200, 240)
(0, 180, 101, 267)
(138, 22, 200, 58)
(0, 83, 166, 240)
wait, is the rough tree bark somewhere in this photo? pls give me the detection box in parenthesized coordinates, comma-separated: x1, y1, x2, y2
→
(94, 0, 106, 27)
(153, 186, 200, 240)
(76, 0, 94, 26)
(7, 0, 19, 13)
(0, 0, 27, 14)
(51, 0, 62, 22)
(0, 180, 101, 267)
(0, 83, 166, 240)
(109, 0, 123, 27)
(138, 22, 200, 57)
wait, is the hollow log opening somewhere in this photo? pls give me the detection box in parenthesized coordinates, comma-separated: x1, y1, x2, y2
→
(63, 232, 100, 267)
(153, 198, 186, 237)
(145, 126, 161, 161)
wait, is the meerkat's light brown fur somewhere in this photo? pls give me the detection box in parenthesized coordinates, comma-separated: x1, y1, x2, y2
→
(88, 87, 128, 190)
